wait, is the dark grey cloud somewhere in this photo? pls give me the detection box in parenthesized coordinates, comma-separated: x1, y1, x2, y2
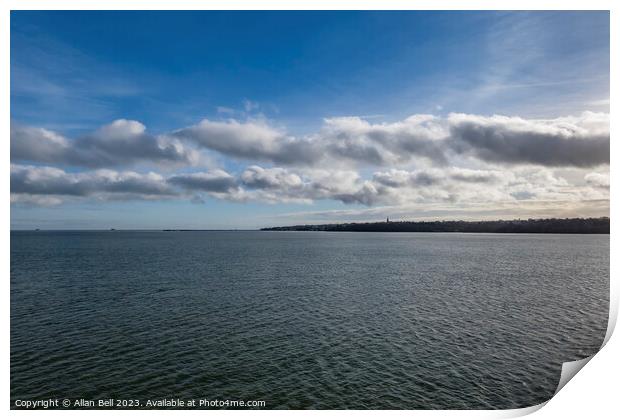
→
(372, 168, 502, 189)
(450, 170, 499, 184)
(168, 170, 238, 193)
(447, 112, 609, 167)
(10, 125, 73, 164)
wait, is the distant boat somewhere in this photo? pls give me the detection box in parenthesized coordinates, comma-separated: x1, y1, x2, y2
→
(110, 228, 116, 231)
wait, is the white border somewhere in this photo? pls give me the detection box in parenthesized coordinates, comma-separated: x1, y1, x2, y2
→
(2, 1, 616, 419)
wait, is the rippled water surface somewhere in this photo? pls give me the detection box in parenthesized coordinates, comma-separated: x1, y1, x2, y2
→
(11, 231, 609, 409)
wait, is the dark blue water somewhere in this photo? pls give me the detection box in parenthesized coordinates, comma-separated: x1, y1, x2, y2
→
(11, 231, 609, 409)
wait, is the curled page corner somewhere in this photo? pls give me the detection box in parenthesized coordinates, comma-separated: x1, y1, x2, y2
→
(491, 356, 596, 419)
(544, 290, 618, 408)
(492, 401, 548, 419)
(545, 310, 615, 407)
(554, 355, 595, 396)
(494, 313, 615, 419)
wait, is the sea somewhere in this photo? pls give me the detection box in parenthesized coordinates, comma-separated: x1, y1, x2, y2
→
(10, 231, 609, 409)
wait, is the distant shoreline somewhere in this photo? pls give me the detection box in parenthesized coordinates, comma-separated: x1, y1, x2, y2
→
(10, 217, 611, 234)
(261, 217, 610, 234)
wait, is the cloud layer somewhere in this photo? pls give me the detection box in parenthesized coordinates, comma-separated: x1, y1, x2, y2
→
(12, 112, 609, 170)
(11, 161, 608, 213)
(10, 112, 609, 216)
(169, 112, 610, 168)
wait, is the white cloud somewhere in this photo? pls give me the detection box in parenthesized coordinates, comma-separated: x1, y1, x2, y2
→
(318, 114, 448, 166)
(11, 119, 200, 168)
(172, 118, 322, 165)
(585, 172, 610, 189)
(241, 165, 304, 190)
(10, 112, 610, 216)
(11, 164, 176, 202)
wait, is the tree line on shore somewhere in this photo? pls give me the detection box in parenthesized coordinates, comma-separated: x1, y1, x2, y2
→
(261, 217, 610, 234)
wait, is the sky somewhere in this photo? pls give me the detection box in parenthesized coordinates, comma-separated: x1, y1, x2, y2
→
(10, 11, 610, 229)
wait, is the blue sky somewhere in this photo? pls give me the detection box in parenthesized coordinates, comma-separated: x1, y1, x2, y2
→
(10, 11, 610, 229)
